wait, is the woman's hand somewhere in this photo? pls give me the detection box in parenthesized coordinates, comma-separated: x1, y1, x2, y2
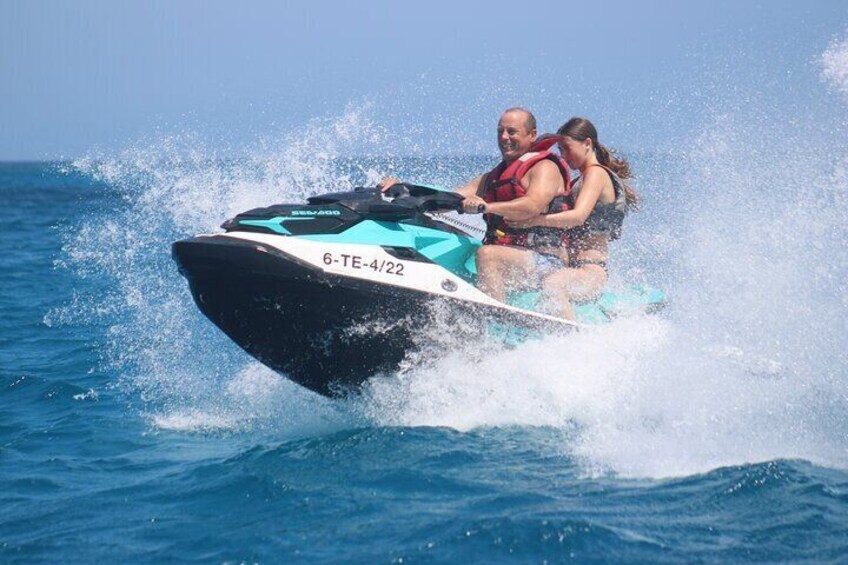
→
(506, 216, 543, 229)
(377, 177, 402, 192)
(461, 195, 487, 214)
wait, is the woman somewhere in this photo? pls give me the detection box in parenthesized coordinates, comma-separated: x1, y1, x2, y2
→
(508, 117, 639, 320)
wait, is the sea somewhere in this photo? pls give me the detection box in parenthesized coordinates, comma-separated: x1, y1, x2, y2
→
(3, 50, 848, 565)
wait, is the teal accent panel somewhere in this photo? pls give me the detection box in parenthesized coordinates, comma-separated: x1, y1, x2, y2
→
(487, 323, 541, 347)
(301, 220, 482, 280)
(594, 285, 667, 314)
(239, 216, 312, 235)
(464, 253, 478, 277)
(506, 286, 666, 325)
(506, 290, 541, 311)
(301, 221, 417, 247)
(573, 303, 612, 324)
(414, 237, 477, 281)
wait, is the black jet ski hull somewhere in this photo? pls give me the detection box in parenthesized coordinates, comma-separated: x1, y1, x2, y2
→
(173, 236, 421, 395)
(173, 235, 563, 396)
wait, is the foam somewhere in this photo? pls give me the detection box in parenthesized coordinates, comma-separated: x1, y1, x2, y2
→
(57, 45, 848, 478)
(151, 363, 354, 438)
(822, 35, 848, 96)
(63, 106, 388, 433)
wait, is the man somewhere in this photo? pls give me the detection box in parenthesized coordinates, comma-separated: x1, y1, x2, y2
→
(380, 107, 570, 303)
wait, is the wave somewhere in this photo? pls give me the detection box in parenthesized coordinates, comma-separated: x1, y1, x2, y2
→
(54, 40, 848, 479)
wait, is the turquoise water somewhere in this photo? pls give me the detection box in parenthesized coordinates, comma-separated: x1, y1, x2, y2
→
(1, 152, 846, 562)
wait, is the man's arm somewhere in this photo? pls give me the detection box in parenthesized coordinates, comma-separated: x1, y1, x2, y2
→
(506, 166, 606, 229)
(454, 174, 486, 198)
(482, 160, 561, 221)
(378, 174, 485, 197)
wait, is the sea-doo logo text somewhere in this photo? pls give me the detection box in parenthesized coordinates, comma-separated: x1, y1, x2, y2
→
(291, 210, 342, 216)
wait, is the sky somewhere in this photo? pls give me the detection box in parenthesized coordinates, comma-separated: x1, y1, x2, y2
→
(1, 0, 846, 160)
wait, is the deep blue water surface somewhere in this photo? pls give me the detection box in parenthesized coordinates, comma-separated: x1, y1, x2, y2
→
(2, 159, 847, 563)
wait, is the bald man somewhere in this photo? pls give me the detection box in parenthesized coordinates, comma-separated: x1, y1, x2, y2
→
(381, 108, 570, 304)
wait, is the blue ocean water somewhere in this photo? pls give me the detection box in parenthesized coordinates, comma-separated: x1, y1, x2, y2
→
(4, 33, 848, 558)
(2, 127, 847, 564)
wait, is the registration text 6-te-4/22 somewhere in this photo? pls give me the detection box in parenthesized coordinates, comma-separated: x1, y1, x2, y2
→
(322, 252, 405, 276)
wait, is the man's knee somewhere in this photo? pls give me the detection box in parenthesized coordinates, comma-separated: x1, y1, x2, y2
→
(477, 245, 514, 273)
(475, 245, 500, 266)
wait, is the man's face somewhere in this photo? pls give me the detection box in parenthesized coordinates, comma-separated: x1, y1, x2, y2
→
(497, 111, 535, 162)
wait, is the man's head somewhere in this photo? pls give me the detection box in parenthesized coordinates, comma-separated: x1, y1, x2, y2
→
(497, 108, 537, 163)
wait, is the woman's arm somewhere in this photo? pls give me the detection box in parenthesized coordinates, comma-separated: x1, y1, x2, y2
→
(508, 166, 607, 229)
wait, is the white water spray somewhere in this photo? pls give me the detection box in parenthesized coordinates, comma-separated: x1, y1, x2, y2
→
(57, 40, 848, 476)
(822, 34, 848, 97)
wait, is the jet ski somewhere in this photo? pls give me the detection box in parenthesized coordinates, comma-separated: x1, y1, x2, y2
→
(172, 183, 665, 396)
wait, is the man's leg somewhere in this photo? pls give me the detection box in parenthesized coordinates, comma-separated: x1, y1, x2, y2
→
(475, 245, 538, 302)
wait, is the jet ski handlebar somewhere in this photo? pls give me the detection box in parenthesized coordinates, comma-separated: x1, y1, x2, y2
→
(305, 185, 483, 220)
(384, 183, 485, 214)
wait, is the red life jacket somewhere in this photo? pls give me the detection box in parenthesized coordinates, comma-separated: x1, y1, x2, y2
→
(481, 136, 572, 248)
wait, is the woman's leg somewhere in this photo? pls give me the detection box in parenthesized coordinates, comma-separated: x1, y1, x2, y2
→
(541, 265, 607, 320)
(475, 245, 538, 302)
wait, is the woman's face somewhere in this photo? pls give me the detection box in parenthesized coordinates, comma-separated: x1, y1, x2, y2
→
(558, 136, 593, 170)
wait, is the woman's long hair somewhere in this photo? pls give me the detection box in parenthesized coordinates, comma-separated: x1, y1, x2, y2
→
(557, 117, 640, 210)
